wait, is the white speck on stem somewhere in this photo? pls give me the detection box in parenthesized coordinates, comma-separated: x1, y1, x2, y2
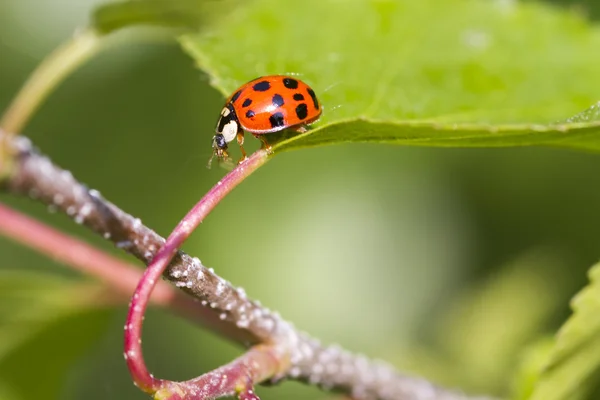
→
(181, 220, 191, 230)
(75, 202, 93, 224)
(79, 202, 93, 216)
(60, 170, 73, 181)
(236, 287, 246, 299)
(132, 218, 142, 230)
(215, 280, 225, 296)
(53, 194, 64, 205)
(236, 319, 249, 328)
(116, 240, 132, 249)
(260, 318, 274, 332)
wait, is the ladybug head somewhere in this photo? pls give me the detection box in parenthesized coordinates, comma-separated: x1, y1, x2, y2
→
(209, 104, 241, 168)
(211, 133, 227, 157)
(208, 133, 229, 169)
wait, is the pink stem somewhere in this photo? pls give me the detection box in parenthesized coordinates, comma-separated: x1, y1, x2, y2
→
(155, 344, 279, 400)
(0, 202, 164, 299)
(0, 201, 228, 327)
(124, 150, 269, 393)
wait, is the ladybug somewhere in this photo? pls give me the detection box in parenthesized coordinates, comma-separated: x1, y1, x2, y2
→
(211, 75, 322, 164)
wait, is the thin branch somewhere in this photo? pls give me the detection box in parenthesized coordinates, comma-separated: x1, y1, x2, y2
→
(0, 129, 493, 400)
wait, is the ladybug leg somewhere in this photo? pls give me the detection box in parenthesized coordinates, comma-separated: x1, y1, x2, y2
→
(296, 125, 308, 133)
(258, 135, 273, 155)
(236, 131, 248, 164)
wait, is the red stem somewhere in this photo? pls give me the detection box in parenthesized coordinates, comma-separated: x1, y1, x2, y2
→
(0, 201, 231, 329)
(0, 202, 163, 298)
(124, 150, 269, 393)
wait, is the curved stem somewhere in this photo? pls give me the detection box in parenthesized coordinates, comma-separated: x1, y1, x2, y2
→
(124, 150, 270, 393)
(0, 28, 102, 134)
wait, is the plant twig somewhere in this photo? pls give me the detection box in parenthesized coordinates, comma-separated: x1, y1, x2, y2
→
(0, 129, 493, 400)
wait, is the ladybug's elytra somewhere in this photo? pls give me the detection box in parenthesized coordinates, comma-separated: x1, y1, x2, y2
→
(211, 75, 322, 164)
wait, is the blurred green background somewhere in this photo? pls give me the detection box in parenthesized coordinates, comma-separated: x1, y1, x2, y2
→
(2, 1, 600, 399)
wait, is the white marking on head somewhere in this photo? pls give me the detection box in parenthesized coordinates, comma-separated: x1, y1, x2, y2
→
(222, 120, 238, 143)
(221, 107, 230, 116)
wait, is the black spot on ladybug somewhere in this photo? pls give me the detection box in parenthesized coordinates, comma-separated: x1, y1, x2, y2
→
(231, 90, 242, 102)
(253, 81, 271, 92)
(295, 104, 308, 120)
(293, 93, 304, 101)
(307, 88, 319, 110)
(245, 110, 255, 119)
(272, 94, 284, 108)
(242, 98, 252, 108)
(269, 112, 285, 129)
(283, 78, 299, 89)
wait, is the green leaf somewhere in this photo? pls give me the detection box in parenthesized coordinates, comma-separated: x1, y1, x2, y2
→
(527, 263, 600, 400)
(176, 0, 600, 153)
(511, 338, 554, 400)
(0, 271, 113, 400)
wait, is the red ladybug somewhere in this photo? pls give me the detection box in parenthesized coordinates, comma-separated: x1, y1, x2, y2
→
(212, 75, 322, 163)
